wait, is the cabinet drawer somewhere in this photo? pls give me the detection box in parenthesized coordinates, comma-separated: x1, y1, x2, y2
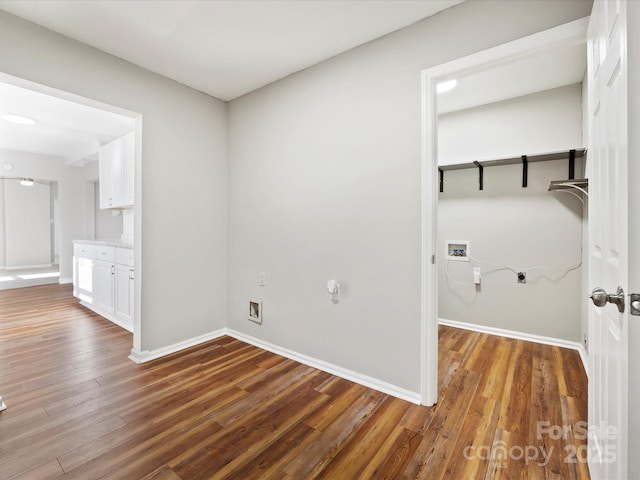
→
(96, 246, 116, 262)
(74, 243, 97, 259)
(116, 247, 134, 267)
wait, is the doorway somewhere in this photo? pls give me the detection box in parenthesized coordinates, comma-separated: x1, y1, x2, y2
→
(0, 72, 142, 352)
(420, 17, 590, 405)
(0, 177, 60, 289)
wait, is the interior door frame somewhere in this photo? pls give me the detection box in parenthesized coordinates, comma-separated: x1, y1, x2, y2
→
(420, 17, 590, 406)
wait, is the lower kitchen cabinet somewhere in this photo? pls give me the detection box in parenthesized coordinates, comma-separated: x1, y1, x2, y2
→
(73, 242, 134, 332)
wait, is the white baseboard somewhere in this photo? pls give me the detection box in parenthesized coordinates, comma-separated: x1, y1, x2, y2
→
(4, 263, 52, 270)
(128, 328, 227, 364)
(438, 318, 589, 377)
(59, 277, 73, 284)
(125, 326, 421, 404)
(226, 328, 422, 405)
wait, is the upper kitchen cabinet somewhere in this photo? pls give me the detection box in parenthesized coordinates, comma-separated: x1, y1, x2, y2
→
(99, 132, 134, 209)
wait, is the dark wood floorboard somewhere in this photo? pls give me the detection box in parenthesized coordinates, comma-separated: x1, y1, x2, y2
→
(0, 284, 589, 479)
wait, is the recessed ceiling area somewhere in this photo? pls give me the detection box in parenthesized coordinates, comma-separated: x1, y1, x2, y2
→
(0, 81, 135, 164)
(0, 0, 464, 101)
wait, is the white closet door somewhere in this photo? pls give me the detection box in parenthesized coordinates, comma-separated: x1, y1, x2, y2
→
(4, 180, 51, 268)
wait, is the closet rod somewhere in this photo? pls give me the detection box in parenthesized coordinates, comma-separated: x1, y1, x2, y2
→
(438, 148, 586, 172)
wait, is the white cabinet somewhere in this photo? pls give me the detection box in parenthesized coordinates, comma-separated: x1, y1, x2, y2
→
(92, 259, 115, 315)
(122, 132, 134, 206)
(73, 242, 133, 332)
(115, 248, 134, 327)
(73, 243, 96, 303)
(73, 256, 93, 303)
(99, 132, 134, 209)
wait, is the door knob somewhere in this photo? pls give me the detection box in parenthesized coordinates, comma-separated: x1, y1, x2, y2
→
(589, 287, 608, 307)
(590, 286, 625, 313)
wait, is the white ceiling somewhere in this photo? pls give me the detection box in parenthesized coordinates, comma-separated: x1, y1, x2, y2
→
(0, 0, 586, 163)
(0, 81, 135, 164)
(0, 0, 463, 101)
(437, 42, 587, 114)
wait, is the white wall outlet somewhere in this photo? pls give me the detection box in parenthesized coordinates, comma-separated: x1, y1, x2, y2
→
(473, 267, 481, 285)
(259, 272, 266, 286)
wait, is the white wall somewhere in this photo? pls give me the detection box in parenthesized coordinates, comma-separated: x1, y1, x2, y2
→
(0, 12, 228, 352)
(3, 180, 51, 268)
(438, 159, 583, 342)
(438, 84, 584, 166)
(228, 1, 592, 394)
(437, 85, 585, 343)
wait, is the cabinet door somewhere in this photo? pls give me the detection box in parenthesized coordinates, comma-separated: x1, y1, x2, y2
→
(115, 263, 132, 325)
(92, 259, 115, 314)
(129, 274, 134, 327)
(74, 256, 94, 304)
(72, 255, 77, 298)
(122, 132, 135, 207)
(98, 142, 109, 208)
(99, 138, 124, 209)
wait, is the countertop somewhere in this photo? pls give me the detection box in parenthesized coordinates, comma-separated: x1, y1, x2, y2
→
(73, 239, 133, 249)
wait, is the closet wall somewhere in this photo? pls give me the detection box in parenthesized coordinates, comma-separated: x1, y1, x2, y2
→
(438, 83, 585, 343)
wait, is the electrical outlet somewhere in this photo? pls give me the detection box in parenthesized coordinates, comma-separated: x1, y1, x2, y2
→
(259, 272, 266, 286)
(517, 272, 526, 284)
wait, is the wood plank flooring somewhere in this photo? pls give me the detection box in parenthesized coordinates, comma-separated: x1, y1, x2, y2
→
(0, 284, 589, 479)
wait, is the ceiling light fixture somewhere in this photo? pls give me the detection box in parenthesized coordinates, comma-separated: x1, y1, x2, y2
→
(2, 113, 37, 125)
(19, 178, 34, 187)
(436, 79, 457, 94)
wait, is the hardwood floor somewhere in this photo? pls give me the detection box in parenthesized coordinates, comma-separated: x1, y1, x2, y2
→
(0, 284, 589, 479)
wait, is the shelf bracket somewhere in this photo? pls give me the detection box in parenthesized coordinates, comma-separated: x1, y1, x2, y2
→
(522, 155, 528, 188)
(439, 168, 444, 193)
(568, 149, 576, 180)
(473, 161, 484, 191)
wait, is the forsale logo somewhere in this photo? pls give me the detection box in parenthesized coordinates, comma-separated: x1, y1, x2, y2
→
(463, 422, 618, 467)
(463, 440, 551, 468)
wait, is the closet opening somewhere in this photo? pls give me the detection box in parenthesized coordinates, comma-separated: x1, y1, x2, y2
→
(420, 18, 590, 406)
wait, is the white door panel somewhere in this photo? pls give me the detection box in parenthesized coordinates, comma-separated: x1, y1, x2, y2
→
(587, 1, 628, 478)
